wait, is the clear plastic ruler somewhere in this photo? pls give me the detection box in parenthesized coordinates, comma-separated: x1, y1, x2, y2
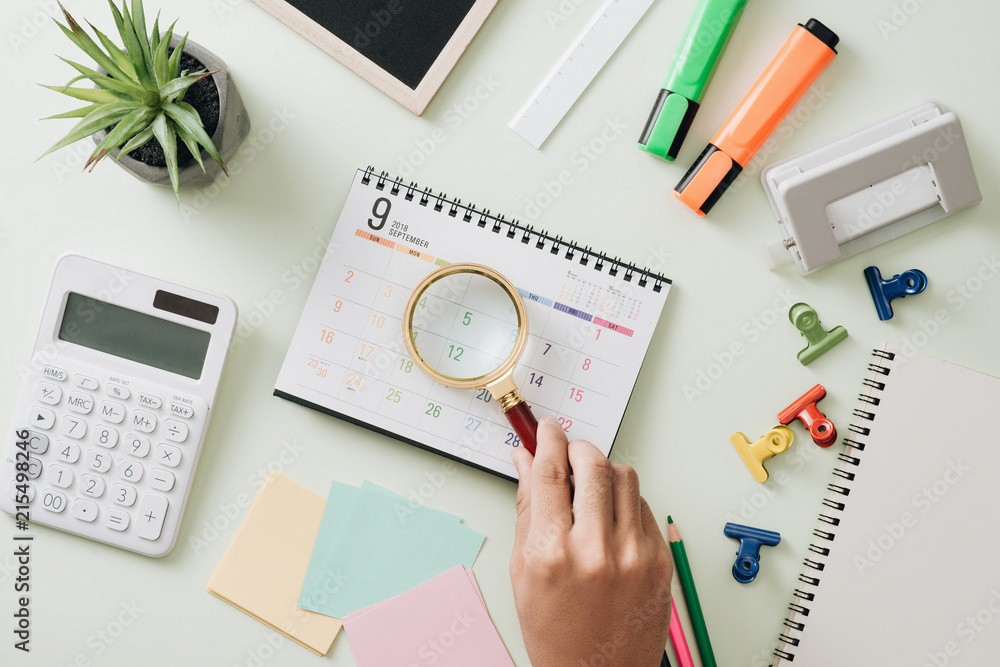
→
(509, 0, 657, 149)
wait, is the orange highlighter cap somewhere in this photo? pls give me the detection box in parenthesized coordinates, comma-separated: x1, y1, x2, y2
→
(674, 19, 838, 216)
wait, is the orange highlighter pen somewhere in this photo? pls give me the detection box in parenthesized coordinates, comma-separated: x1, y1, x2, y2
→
(673, 19, 839, 216)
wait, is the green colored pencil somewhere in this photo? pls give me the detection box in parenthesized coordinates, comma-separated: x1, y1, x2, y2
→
(667, 516, 716, 667)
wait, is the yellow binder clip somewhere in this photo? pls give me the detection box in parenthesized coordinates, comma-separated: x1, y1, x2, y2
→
(731, 426, 794, 483)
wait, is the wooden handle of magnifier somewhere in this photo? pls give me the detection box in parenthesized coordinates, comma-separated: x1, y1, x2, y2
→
(504, 402, 538, 456)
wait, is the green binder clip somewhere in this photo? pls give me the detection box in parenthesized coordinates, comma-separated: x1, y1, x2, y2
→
(789, 302, 847, 365)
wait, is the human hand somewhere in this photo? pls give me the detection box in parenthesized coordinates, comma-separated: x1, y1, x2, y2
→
(509, 415, 673, 667)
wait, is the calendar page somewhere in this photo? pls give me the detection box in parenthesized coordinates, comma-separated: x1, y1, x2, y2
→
(275, 168, 671, 480)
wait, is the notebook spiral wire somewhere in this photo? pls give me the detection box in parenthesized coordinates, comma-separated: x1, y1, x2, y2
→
(773, 348, 895, 662)
(361, 167, 670, 292)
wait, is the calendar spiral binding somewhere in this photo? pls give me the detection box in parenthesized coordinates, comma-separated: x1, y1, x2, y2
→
(772, 347, 896, 664)
(361, 167, 671, 292)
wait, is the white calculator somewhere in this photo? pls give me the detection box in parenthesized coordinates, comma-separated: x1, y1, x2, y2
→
(1, 254, 236, 556)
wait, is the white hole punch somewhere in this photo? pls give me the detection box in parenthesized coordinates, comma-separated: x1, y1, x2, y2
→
(759, 101, 982, 275)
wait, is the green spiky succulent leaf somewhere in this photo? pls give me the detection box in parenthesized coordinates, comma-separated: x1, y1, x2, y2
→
(40, 1, 227, 200)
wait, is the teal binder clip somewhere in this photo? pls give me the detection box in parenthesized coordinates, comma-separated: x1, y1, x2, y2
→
(789, 303, 847, 365)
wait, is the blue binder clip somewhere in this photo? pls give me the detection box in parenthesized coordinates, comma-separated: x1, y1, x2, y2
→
(724, 523, 781, 584)
(864, 266, 928, 321)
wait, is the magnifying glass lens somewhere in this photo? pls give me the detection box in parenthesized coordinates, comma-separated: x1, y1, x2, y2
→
(409, 272, 521, 381)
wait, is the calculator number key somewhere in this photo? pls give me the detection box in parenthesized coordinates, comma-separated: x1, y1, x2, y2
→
(98, 401, 126, 424)
(46, 465, 73, 489)
(116, 459, 143, 483)
(79, 474, 105, 498)
(111, 484, 138, 507)
(71, 499, 99, 523)
(55, 441, 81, 463)
(103, 509, 130, 531)
(35, 382, 62, 405)
(155, 444, 181, 468)
(163, 420, 189, 443)
(67, 392, 94, 414)
(86, 450, 112, 473)
(40, 489, 67, 513)
(123, 435, 151, 458)
(149, 468, 175, 492)
(92, 426, 119, 449)
(59, 415, 86, 439)
(129, 410, 156, 433)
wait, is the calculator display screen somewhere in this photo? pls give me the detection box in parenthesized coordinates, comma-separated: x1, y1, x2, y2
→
(58, 293, 210, 379)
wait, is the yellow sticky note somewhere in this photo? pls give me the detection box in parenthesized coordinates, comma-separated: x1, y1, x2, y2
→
(206, 473, 342, 655)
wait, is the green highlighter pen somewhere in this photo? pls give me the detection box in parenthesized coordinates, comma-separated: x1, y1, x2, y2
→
(638, 0, 749, 161)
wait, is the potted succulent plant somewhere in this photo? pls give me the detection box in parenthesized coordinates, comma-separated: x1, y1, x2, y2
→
(39, 1, 250, 199)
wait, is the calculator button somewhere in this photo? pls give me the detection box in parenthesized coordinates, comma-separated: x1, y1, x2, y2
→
(59, 415, 86, 439)
(29, 407, 55, 431)
(155, 444, 181, 468)
(135, 494, 169, 541)
(97, 401, 125, 424)
(25, 432, 49, 455)
(149, 468, 175, 492)
(92, 426, 119, 449)
(35, 382, 62, 405)
(46, 465, 73, 489)
(168, 403, 194, 419)
(8, 482, 34, 503)
(137, 394, 162, 410)
(71, 499, 99, 523)
(42, 366, 67, 382)
(67, 392, 94, 414)
(26, 459, 42, 480)
(111, 484, 138, 507)
(116, 459, 143, 483)
(106, 385, 131, 400)
(163, 420, 189, 443)
(79, 474, 105, 498)
(39, 489, 67, 513)
(85, 450, 112, 473)
(103, 508, 130, 531)
(74, 375, 99, 391)
(129, 410, 157, 433)
(123, 435, 151, 458)
(54, 441, 81, 463)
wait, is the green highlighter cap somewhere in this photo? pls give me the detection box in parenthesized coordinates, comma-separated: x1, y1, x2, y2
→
(638, 0, 749, 161)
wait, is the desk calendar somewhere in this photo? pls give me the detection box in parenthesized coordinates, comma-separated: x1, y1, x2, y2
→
(275, 168, 671, 479)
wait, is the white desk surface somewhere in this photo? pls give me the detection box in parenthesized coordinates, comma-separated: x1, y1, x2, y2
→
(2, 0, 998, 665)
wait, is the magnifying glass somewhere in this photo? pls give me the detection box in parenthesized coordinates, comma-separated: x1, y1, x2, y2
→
(402, 263, 538, 455)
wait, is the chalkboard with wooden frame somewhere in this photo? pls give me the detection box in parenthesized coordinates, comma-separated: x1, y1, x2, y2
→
(249, 0, 499, 115)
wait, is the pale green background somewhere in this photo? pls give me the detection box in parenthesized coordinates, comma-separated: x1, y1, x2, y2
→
(1, 0, 998, 665)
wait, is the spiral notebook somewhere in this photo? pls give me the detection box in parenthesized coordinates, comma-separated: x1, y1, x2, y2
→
(774, 345, 1000, 665)
(275, 167, 670, 480)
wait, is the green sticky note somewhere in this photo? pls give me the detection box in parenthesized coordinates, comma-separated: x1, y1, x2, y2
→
(299, 481, 485, 619)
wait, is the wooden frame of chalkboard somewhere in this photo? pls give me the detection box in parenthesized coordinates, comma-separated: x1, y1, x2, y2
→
(250, 0, 499, 115)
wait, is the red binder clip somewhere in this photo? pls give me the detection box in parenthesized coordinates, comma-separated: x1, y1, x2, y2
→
(778, 384, 836, 447)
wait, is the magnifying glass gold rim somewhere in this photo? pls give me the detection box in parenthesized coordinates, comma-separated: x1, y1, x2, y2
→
(402, 262, 529, 390)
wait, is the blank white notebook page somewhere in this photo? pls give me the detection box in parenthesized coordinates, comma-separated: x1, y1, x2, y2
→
(275, 169, 670, 480)
(778, 345, 1000, 665)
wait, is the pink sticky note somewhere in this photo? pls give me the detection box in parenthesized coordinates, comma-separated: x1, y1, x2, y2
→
(343, 565, 513, 667)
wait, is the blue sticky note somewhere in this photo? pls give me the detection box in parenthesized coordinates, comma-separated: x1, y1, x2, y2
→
(299, 481, 485, 618)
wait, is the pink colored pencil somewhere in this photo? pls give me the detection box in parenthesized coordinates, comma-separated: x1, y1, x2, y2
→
(670, 598, 696, 667)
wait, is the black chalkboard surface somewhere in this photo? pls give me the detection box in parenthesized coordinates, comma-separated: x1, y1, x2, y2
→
(250, 0, 498, 115)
